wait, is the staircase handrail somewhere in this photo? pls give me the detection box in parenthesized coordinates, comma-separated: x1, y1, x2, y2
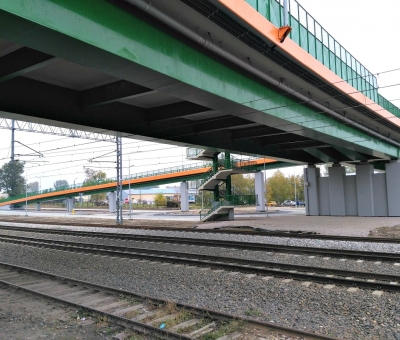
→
(199, 197, 233, 221)
(199, 194, 257, 220)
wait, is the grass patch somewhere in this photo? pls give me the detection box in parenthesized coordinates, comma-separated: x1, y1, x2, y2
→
(96, 315, 109, 327)
(245, 308, 262, 317)
(118, 294, 140, 305)
(200, 321, 244, 340)
(75, 307, 94, 319)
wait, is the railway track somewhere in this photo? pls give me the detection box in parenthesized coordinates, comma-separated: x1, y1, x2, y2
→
(1, 233, 400, 292)
(0, 262, 337, 340)
(0, 223, 399, 243)
(1, 224, 400, 262)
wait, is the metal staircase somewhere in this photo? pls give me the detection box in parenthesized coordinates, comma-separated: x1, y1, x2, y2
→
(198, 157, 258, 191)
(199, 194, 257, 221)
(197, 156, 258, 221)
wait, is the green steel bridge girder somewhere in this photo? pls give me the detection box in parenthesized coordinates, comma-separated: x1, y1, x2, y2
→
(0, 0, 398, 160)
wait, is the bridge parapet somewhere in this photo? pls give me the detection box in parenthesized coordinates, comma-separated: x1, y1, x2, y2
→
(246, 0, 378, 103)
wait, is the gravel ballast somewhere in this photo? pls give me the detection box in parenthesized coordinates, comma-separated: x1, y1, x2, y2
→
(2, 228, 400, 277)
(0, 222, 400, 339)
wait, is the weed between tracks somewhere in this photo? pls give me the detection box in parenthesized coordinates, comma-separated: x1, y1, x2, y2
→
(200, 320, 245, 340)
(245, 308, 263, 317)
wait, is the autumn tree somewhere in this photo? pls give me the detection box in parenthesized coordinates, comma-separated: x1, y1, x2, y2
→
(266, 170, 292, 204)
(0, 160, 25, 197)
(231, 174, 254, 194)
(154, 193, 166, 207)
(287, 174, 304, 202)
(83, 168, 107, 202)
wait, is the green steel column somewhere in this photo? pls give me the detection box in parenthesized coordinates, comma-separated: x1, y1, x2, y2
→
(225, 152, 232, 196)
(213, 154, 219, 201)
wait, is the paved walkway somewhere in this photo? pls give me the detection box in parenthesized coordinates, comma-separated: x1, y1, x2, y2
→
(201, 214, 400, 236)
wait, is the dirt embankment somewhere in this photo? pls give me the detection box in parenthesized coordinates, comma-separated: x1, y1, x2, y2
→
(369, 224, 400, 238)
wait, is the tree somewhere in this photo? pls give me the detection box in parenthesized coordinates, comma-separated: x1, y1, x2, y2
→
(287, 174, 304, 202)
(83, 168, 107, 202)
(54, 180, 69, 190)
(27, 181, 39, 193)
(83, 168, 107, 186)
(154, 193, 166, 207)
(0, 160, 25, 197)
(266, 170, 292, 204)
(231, 174, 254, 194)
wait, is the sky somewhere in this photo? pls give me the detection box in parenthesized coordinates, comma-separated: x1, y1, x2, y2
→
(0, 0, 399, 192)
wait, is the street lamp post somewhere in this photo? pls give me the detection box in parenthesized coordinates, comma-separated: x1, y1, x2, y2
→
(74, 178, 78, 188)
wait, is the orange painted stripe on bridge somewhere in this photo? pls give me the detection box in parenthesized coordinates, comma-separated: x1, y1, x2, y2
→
(0, 158, 280, 207)
(217, 0, 400, 127)
(0, 167, 210, 207)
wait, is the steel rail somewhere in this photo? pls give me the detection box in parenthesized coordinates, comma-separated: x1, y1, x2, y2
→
(0, 262, 338, 340)
(0, 223, 399, 243)
(1, 234, 400, 292)
(1, 225, 399, 261)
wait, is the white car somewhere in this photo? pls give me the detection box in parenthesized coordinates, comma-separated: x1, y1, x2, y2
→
(282, 200, 296, 206)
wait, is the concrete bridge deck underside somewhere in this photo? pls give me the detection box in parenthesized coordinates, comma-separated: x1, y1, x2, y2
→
(0, 0, 399, 167)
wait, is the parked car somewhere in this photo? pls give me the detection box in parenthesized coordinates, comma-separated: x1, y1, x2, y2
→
(296, 200, 305, 206)
(282, 200, 296, 206)
(267, 201, 277, 207)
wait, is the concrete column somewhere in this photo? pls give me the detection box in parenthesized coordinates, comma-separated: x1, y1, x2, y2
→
(356, 163, 374, 216)
(225, 176, 232, 196)
(180, 181, 189, 212)
(109, 192, 116, 213)
(304, 165, 320, 216)
(328, 164, 346, 216)
(66, 198, 74, 212)
(385, 160, 400, 216)
(213, 154, 219, 201)
(36, 202, 41, 211)
(255, 171, 265, 212)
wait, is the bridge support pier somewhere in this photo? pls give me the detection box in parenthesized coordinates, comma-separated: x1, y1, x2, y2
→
(255, 171, 265, 212)
(356, 163, 374, 217)
(180, 181, 189, 212)
(66, 198, 74, 212)
(304, 161, 400, 217)
(36, 202, 41, 211)
(328, 164, 346, 216)
(304, 165, 320, 216)
(386, 160, 400, 216)
(109, 192, 116, 213)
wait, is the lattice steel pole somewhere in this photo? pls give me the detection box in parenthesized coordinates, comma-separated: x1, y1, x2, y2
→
(11, 120, 15, 161)
(116, 134, 123, 225)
